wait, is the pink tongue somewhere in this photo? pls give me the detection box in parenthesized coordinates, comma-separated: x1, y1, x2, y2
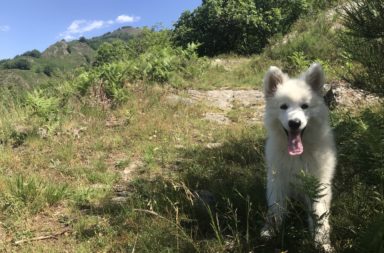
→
(288, 131, 303, 156)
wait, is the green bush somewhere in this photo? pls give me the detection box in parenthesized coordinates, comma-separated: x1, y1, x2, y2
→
(3, 58, 32, 70)
(339, 0, 384, 95)
(93, 40, 129, 66)
(97, 62, 130, 104)
(331, 107, 384, 252)
(172, 0, 310, 56)
(43, 65, 55, 77)
(25, 89, 60, 121)
(21, 49, 41, 58)
(71, 33, 207, 102)
(126, 28, 172, 57)
(137, 46, 175, 83)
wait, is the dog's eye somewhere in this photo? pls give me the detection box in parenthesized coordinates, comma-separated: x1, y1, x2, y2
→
(280, 104, 288, 110)
(301, 104, 309, 109)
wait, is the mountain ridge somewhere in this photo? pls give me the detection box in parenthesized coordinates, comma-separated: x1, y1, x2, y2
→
(0, 26, 142, 89)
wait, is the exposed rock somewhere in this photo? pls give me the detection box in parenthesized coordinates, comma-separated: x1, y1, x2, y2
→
(122, 160, 144, 182)
(326, 81, 383, 109)
(204, 112, 231, 125)
(110, 196, 128, 204)
(187, 89, 264, 112)
(211, 58, 251, 71)
(42, 40, 70, 59)
(206, 143, 224, 149)
(165, 94, 195, 106)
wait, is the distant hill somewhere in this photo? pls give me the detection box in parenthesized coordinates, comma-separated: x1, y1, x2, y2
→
(0, 26, 142, 89)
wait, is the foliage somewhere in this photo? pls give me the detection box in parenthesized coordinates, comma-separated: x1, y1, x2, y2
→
(173, 0, 311, 56)
(265, 12, 340, 76)
(79, 36, 87, 43)
(71, 31, 208, 104)
(288, 51, 331, 74)
(331, 107, 384, 252)
(126, 28, 172, 57)
(96, 62, 130, 104)
(68, 64, 129, 106)
(22, 49, 42, 58)
(43, 64, 55, 77)
(93, 40, 129, 66)
(25, 89, 60, 121)
(339, 0, 384, 95)
(2, 58, 32, 70)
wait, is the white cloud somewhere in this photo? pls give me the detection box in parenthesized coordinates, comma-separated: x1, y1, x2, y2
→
(0, 25, 10, 32)
(61, 20, 105, 38)
(60, 14, 140, 40)
(116, 15, 140, 23)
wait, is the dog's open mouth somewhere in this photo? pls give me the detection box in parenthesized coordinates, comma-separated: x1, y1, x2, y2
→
(283, 128, 305, 156)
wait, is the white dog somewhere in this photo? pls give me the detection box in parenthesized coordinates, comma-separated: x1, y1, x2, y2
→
(261, 64, 336, 252)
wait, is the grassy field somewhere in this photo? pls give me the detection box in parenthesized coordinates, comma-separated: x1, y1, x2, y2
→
(0, 62, 382, 252)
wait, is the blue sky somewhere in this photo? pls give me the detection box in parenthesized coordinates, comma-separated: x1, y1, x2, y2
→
(0, 0, 201, 60)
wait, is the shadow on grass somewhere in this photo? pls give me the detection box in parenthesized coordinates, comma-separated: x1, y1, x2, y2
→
(81, 127, 330, 252)
(72, 107, 384, 252)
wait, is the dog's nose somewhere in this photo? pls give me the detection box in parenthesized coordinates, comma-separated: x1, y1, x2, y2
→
(288, 119, 301, 130)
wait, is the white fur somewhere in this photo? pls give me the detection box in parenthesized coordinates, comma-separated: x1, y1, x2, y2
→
(261, 64, 336, 252)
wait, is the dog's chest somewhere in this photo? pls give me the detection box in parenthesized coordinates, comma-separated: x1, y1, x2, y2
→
(272, 152, 319, 178)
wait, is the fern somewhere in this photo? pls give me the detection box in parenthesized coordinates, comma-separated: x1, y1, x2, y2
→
(25, 89, 60, 121)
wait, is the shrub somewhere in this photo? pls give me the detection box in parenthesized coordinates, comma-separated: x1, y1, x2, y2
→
(21, 49, 41, 58)
(339, 0, 384, 95)
(93, 40, 129, 66)
(126, 28, 172, 57)
(25, 89, 60, 121)
(3, 58, 32, 70)
(43, 65, 55, 77)
(172, 0, 310, 56)
(331, 107, 384, 252)
(137, 46, 175, 82)
(79, 36, 87, 43)
(97, 62, 130, 104)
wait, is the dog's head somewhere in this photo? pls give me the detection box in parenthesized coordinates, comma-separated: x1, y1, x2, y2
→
(263, 63, 326, 156)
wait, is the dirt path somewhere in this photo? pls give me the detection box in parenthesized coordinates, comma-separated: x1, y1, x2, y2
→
(167, 82, 382, 125)
(167, 89, 265, 125)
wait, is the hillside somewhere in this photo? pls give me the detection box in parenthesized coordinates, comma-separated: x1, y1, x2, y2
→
(0, 2, 383, 253)
(0, 26, 141, 89)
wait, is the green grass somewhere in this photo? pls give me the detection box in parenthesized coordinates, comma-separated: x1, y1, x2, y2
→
(0, 71, 382, 252)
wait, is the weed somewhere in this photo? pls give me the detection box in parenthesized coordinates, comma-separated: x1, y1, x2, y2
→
(44, 183, 69, 206)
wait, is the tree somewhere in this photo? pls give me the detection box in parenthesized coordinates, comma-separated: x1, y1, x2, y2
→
(79, 36, 87, 43)
(3, 58, 32, 70)
(172, 0, 309, 56)
(22, 49, 41, 58)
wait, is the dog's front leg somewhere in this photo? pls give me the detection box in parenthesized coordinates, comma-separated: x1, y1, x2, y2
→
(313, 185, 333, 252)
(260, 173, 288, 238)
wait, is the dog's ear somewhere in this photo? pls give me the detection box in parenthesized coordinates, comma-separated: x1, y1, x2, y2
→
(264, 66, 285, 97)
(304, 63, 324, 94)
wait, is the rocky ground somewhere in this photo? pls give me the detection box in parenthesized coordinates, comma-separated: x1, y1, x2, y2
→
(167, 81, 382, 125)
